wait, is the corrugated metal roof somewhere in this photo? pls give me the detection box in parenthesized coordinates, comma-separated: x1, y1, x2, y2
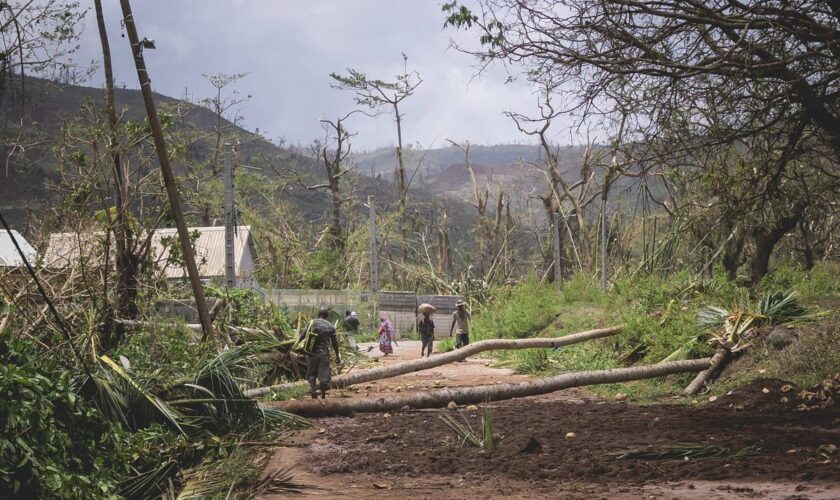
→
(44, 226, 256, 279)
(43, 231, 105, 268)
(151, 226, 255, 279)
(0, 230, 37, 267)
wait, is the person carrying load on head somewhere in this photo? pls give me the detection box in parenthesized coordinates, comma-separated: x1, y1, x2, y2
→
(299, 307, 341, 399)
(449, 299, 471, 349)
(417, 302, 437, 357)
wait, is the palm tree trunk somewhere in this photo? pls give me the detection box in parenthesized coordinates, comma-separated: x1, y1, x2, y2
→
(118, 0, 214, 342)
(683, 347, 730, 396)
(264, 358, 710, 417)
(244, 326, 622, 398)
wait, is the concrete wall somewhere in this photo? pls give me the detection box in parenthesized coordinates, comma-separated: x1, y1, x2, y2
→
(156, 290, 462, 339)
(418, 294, 462, 339)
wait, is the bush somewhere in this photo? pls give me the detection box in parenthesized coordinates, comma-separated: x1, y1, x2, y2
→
(471, 279, 561, 341)
(0, 337, 131, 499)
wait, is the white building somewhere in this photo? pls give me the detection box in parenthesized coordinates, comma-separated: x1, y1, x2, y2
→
(0, 230, 37, 268)
(44, 226, 258, 288)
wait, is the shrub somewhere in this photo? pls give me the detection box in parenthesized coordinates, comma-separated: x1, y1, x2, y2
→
(0, 337, 131, 499)
(471, 279, 560, 341)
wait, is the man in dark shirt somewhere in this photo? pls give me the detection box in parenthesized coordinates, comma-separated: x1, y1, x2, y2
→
(418, 311, 435, 357)
(343, 310, 360, 350)
(300, 307, 341, 399)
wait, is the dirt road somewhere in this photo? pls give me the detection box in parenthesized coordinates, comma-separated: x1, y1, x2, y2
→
(259, 341, 840, 499)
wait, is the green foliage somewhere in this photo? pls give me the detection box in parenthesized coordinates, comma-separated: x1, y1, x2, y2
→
(206, 287, 293, 333)
(112, 323, 208, 377)
(471, 278, 561, 341)
(0, 336, 130, 499)
(299, 249, 341, 289)
(439, 406, 514, 450)
(436, 336, 455, 353)
(759, 261, 840, 300)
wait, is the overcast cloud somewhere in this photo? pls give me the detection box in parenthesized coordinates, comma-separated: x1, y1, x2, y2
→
(69, 1, 576, 151)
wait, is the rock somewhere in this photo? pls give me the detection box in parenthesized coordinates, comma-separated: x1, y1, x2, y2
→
(708, 395, 718, 402)
(519, 436, 543, 454)
(565, 432, 576, 439)
(767, 325, 797, 350)
(447, 401, 458, 411)
(614, 393, 627, 402)
(762, 387, 770, 394)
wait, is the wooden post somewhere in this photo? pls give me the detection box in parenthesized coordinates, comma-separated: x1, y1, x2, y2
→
(224, 143, 235, 289)
(118, 0, 214, 342)
(368, 195, 378, 293)
(553, 211, 562, 287)
(600, 193, 608, 291)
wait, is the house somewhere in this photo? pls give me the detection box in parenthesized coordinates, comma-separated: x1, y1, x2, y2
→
(44, 226, 259, 288)
(150, 226, 258, 288)
(0, 229, 37, 268)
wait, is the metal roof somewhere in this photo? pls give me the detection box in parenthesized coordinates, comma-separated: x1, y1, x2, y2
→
(151, 226, 256, 279)
(0, 230, 37, 267)
(44, 226, 256, 279)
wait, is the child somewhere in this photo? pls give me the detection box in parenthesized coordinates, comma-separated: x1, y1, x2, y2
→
(418, 311, 435, 357)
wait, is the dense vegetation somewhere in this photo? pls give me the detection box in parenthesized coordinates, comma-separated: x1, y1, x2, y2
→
(1, 0, 839, 497)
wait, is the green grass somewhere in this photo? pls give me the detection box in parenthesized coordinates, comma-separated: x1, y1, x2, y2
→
(710, 316, 840, 396)
(262, 385, 311, 402)
(470, 263, 840, 402)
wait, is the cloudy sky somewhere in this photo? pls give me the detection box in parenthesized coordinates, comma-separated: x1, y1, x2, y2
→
(69, 1, 575, 151)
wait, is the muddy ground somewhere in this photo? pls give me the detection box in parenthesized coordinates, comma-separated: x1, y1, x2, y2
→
(260, 341, 840, 499)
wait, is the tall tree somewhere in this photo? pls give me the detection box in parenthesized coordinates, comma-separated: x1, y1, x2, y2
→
(331, 55, 422, 288)
(307, 112, 357, 249)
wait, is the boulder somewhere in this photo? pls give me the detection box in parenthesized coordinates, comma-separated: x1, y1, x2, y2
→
(767, 325, 797, 350)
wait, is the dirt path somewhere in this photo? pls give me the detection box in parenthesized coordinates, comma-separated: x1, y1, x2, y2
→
(259, 341, 840, 499)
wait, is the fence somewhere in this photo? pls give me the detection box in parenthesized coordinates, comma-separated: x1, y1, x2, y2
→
(157, 290, 463, 339)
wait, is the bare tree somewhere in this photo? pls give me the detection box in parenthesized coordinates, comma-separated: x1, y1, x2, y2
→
(330, 55, 422, 208)
(331, 55, 422, 288)
(307, 112, 358, 249)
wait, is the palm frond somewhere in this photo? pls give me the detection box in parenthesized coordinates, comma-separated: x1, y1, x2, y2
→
(607, 444, 758, 460)
(439, 406, 514, 450)
(119, 459, 180, 500)
(100, 355, 187, 435)
(755, 289, 807, 323)
(697, 305, 730, 327)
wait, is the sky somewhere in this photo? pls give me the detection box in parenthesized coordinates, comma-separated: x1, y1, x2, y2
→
(68, 0, 572, 151)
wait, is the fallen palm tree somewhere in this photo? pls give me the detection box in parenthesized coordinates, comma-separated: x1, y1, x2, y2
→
(262, 358, 710, 417)
(245, 325, 623, 398)
(685, 289, 812, 396)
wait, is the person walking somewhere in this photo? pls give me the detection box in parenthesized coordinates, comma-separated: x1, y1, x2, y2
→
(378, 314, 398, 356)
(449, 299, 471, 349)
(343, 310, 360, 350)
(300, 307, 341, 399)
(418, 311, 435, 357)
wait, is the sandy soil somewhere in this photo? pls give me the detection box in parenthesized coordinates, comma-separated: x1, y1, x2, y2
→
(259, 341, 840, 499)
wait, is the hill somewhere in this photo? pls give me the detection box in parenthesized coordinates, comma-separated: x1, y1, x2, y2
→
(0, 76, 474, 242)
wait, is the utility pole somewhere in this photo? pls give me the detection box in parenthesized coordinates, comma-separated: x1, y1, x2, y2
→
(118, 0, 214, 342)
(368, 195, 378, 293)
(224, 143, 235, 288)
(553, 211, 562, 288)
(600, 197, 608, 291)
